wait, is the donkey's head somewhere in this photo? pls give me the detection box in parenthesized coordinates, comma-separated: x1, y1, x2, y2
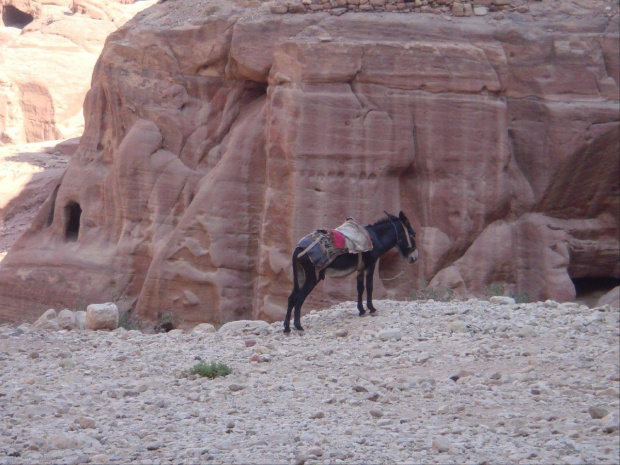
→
(386, 211, 418, 263)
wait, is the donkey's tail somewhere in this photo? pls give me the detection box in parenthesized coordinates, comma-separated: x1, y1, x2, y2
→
(292, 247, 306, 289)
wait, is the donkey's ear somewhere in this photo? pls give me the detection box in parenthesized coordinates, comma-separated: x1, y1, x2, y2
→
(399, 211, 411, 225)
(384, 211, 397, 220)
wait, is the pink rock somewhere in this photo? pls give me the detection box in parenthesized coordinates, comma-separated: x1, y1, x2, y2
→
(0, 0, 155, 145)
(0, 3, 617, 327)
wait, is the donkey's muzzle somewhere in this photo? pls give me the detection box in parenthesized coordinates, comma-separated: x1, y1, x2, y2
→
(407, 249, 419, 263)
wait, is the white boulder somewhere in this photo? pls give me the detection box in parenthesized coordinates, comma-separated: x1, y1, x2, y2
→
(85, 303, 119, 331)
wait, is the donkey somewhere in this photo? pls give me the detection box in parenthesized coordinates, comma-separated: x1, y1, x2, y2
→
(284, 211, 418, 333)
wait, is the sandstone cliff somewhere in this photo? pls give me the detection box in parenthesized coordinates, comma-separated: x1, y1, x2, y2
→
(0, 0, 155, 145)
(0, 0, 618, 326)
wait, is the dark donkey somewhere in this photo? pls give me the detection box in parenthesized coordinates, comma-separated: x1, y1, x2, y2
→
(284, 211, 418, 333)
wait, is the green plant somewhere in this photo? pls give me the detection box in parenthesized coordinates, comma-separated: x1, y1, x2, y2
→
(410, 286, 454, 302)
(119, 309, 143, 331)
(510, 291, 530, 304)
(187, 361, 232, 379)
(483, 282, 506, 298)
(483, 282, 529, 303)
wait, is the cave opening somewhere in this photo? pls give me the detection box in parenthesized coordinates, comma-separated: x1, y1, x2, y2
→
(2, 5, 34, 29)
(65, 202, 82, 241)
(572, 277, 620, 307)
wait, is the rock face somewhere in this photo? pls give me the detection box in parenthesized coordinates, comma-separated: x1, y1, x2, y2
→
(0, 0, 155, 145)
(0, 139, 76, 262)
(0, 0, 618, 326)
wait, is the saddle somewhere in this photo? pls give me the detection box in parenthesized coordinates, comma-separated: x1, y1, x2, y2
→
(297, 218, 373, 271)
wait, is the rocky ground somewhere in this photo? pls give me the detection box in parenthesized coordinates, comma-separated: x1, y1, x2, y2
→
(0, 298, 618, 464)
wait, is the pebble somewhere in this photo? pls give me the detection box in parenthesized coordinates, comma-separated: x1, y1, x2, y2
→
(432, 435, 453, 453)
(588, 406, 609, 419)
(377, 328, 402, 341)
(0, 299, 617, 464)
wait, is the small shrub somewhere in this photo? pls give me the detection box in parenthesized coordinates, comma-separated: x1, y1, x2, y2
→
(483, 282, 506, 298)
(187, 361, 232, 379)
(203, 4, 219, 16)
(119, 310, 143, 331)
(510, 291, 530, 304)
(411, 286, 454, 302)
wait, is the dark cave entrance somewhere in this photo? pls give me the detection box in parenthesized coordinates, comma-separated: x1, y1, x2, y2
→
(572, 277, 620, 307)
(65, 202, 82, 242)
(2, 5, 33, 28)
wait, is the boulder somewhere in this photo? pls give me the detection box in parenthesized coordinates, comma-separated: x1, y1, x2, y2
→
(597, 286, 619, 309)
(191, 323, 217, 334)
(56, 309, 77, 330)
(85, 303, 119, 331)
(32, 308, 59, 331)
(75, 311, 87, 330)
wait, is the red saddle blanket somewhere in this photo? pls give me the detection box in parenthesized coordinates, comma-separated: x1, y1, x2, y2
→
(331, 229, 346, 250)
(297, 229, 349, 270)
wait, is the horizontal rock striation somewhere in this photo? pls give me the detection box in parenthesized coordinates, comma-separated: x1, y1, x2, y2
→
(0, 0, 618, 326)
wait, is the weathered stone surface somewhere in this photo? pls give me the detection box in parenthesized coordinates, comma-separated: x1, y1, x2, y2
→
(490, 296, 516, 306)
(85, 302, 119, 331)
(31, 308, 58, 330)
(56, 309, 77, 330)
(377, 328, 402, 341)
(218, 320, 271, 334)
(598, 286, 619, 308)
(0, 0, 156, 145)
(191, 322, 217, 334)
(0, 140, 73, 263)
(0, 0, 617, 327)
(589, 405, 610, 420)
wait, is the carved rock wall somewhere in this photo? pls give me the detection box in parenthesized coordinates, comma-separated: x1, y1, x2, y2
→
(0, 0, 617, 325)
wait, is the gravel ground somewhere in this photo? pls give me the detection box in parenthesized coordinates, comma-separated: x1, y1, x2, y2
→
(1, 298, 619, 464)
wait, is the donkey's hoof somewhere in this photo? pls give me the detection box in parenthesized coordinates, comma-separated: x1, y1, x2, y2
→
(283, 326, 291, 333)
(358, 310, 366, 317)
(370, 312, 378, 317)
(294, 324, 304, 332)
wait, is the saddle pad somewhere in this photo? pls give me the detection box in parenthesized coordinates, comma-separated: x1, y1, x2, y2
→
(298, 230, 348, 270)
(335, 219, 373, 253)
(332, 230, 346, 250)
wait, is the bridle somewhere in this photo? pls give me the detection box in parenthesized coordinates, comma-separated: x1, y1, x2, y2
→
(389, 218, 413, 253)
(383, 216, 416, 281)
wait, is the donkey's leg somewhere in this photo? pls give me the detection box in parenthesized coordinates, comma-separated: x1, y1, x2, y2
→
(357, 270, 366, 316)
(293, 263, 318, 331)
(366, 262, 378, 314)
(284, 252, 302, 333)
(284, 288, 297, 333)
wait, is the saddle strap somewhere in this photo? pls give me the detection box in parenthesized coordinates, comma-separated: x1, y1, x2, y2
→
(356, 253, 363, 271)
